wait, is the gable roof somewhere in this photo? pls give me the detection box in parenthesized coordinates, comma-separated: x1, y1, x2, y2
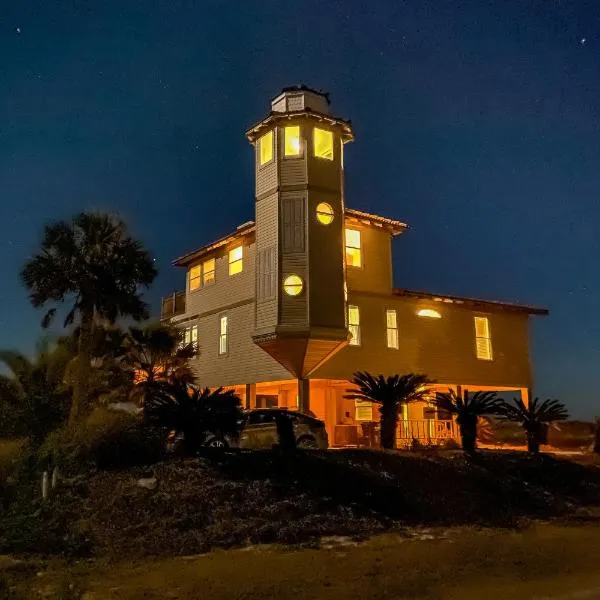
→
(172, 209, 407, 267)
(393, 288, 549, 316)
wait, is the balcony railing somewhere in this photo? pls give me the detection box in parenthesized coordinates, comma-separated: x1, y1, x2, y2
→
(161, 291, 186, 320)
(397, 419, 460, 447)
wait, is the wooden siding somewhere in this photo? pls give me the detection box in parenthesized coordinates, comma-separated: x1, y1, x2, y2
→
(255, 193, 279, 331)
(185, 239, 255, 318)
(313, 292, 532, 389)
(308, 190, 346, 330)
(255, 127, 278, 197)
(190, 301, 291, 388)
(345, 225, 393, 294)
(279, 156, 306, 187)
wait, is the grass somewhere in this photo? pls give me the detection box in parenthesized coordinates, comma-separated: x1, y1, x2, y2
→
(5, 523, 600, 599)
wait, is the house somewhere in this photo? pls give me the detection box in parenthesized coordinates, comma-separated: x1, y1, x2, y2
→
(161, 86, 548, 447)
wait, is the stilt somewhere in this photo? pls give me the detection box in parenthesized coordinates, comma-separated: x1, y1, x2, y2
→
(298, 378, 310, 414)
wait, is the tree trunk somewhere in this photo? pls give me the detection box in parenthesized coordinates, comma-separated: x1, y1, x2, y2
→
(459, 416, 477, 454)
(380, 403, 398, 450)
(526, 429, 540, 454)
(69, 309, 93, 429)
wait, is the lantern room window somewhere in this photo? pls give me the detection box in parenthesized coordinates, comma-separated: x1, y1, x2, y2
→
(259, 131, 273, 165)
(313, 127, 333, 160)
(284, 126, 301, 156)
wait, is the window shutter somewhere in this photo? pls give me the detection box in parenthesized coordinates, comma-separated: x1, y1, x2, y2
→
(282, 198, 305, 252)
(257, 246, 276, 301)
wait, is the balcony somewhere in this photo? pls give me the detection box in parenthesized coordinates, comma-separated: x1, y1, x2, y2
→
(161, 291, 186, 320)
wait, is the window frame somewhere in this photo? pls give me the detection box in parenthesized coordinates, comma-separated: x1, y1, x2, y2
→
(258, 130, 274, 167)
(218, 314, 228, 356)
(283, 125, 302, 158)
(313, 127, 334, 161)
(474, 315, 493, 361)
(345, 228, 362, 268)
(355, 400, 373, 421)
(202, 258, 216, 287)
(316, 202, 334, 225)
(386, 309, 399, 349)
(181, 324, 198, 354)
(348, 304, 361, 346)
(283, 274, 304, 296)
(189, 265, 201, 292)
(228, 245, 243, 276)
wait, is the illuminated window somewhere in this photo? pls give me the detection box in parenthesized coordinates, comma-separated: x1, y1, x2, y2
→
(202, 258, 215, 286)
(182, 325, 198, 353)
(348, 305, 361, 346)
(283, 274, 303, 296)
(386, 309, 399, 349)
(219, 315, 228, 355)
(474, 316, 493, 360)
(314, 127, 333, 160)
(259, 131, 273, 165)
(229, 246, 243, 276)
(355, 400, 372, 421)
(284, 126, 301, 156)
(417, 308, 442, 319)
(189, 265, 201, 291)
(316, 202, 334, 225)
(345, 228, 362, 267)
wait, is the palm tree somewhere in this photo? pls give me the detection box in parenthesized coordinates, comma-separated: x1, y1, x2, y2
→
(21, 212, 157, 426)
(143, 382, 243, 454)
(116, 323, 196, 407)
(345, 372, 431, 449)
(501, 397, 568, 454)
(435, 389, 505, 454)
(0, 340, 73, 443)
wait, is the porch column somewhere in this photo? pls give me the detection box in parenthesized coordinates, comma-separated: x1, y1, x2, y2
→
(298, 378, 310, 414)
(245, 383, 256, 410)
(521, 387, 530, 407)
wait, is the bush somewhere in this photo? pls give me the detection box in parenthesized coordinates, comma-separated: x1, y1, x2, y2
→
(39, 408, 166, 472)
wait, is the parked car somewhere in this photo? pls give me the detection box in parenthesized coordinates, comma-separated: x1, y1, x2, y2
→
(166, 408, 328, 452)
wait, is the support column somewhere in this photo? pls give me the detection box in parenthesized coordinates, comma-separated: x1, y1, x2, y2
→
(521, 387, 530, 407)
(245, 383, 256, 410)
(298, 378, 310, 414)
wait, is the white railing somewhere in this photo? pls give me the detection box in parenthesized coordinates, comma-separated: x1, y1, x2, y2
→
(396, 419, 460, 447)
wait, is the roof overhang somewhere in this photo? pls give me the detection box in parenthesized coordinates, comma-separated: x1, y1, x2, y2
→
(345, 208, 407, 236)
(245, 109, 354, 143)
(393, 288, 549, 316)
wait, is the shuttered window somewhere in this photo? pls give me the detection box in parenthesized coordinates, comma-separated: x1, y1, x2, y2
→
(348, 305, 361, 346)
(474, 316, 493, 360)
(219, 315, 228, 355)
(386, 309, 399, 349)
(282, 197, 305, 252)
(257, 246, 276, 301)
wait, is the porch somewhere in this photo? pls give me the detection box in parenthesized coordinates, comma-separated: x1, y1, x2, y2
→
(224, 378, 489, 448)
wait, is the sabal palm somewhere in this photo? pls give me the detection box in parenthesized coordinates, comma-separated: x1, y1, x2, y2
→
(144, 382, 242, 454)
(346, 372, 431, 449)
(435, 389, 504, 453)
(21, 212, 156, 426)
(0, 340, 72, 443)
(502, 397, 568, 454)
(117, 324, 196, 406)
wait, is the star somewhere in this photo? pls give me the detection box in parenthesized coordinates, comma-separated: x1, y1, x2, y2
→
(15, 27, 21, 34)
(580, 37, 587, 45)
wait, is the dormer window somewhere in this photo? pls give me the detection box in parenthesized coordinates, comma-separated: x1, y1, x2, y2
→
(259, 131, 273, 165)
(284, 126, 301, 156)
(313, 127, 333, 160)
(229, 246, 243, 276)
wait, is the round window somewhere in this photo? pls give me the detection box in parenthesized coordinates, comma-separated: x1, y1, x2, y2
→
(316, 202, 334, 225)
(283, 274, 304, 296)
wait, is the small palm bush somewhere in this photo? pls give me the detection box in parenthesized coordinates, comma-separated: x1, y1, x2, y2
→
(435, 389, 505, 454)
(501, 397, 568, 454)
(346, 372, 431, 449)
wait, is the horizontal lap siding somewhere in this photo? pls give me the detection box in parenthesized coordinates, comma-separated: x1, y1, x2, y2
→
(313, 293, 532, 388)
(191, 302, 290, 388)
(345, 226, 393, 295)
(185, 242, 255, 317)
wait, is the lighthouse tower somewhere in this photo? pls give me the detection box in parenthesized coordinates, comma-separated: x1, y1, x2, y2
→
(246, 86, 354, 408)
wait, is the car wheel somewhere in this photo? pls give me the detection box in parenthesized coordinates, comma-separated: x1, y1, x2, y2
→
(297, 436, 318, 449)
(204, 434, 229, 449)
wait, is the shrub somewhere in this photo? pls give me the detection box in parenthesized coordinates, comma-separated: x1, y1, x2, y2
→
(39, 408, 166, 472)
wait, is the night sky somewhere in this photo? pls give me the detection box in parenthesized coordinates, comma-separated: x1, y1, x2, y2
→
(1, 1, 599, 416)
